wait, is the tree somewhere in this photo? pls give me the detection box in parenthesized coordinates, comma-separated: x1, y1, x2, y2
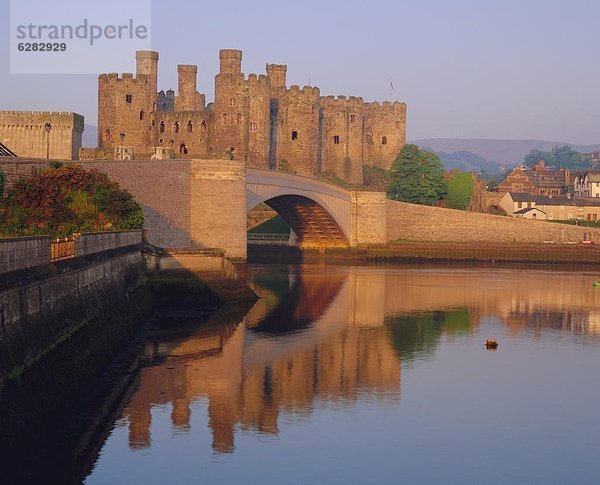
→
(445, 171, 474, 209)
(524, 145, 584, 170)
(388, 144, 447, 205)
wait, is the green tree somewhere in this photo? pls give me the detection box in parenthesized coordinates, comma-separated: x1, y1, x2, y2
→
(524, 145, 583, 170)
(445, 171, 474, 209)
(388, 144, 447, 205)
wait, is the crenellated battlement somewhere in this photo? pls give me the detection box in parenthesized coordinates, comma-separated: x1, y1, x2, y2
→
(287, 85, 320, 100)
(364, 100, 407, 114)
(0, 110, 80, 117)
(98, 72, 150, 85)
(243, 73, 269, 86)
(320, 95, 365, 110)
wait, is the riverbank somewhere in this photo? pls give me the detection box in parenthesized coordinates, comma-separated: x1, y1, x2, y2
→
(248, 241, 600, 265)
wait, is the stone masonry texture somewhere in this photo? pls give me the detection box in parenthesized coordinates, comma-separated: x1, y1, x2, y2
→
(386, 200, 600, 243)
(93, 50, 407, 185)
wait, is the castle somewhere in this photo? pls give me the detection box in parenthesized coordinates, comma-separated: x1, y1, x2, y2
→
(0, 111, 84, 160)
(95, 50, 407, 184)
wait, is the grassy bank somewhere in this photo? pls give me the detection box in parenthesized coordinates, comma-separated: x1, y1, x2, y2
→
(248, 241, 600, 265)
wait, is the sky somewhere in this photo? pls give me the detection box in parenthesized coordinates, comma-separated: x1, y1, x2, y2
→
(0, 0, 599, 144)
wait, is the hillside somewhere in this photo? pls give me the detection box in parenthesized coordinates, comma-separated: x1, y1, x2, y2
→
(411, 138, 600, 167)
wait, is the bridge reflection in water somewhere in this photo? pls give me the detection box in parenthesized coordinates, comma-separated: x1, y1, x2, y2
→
(117, 265, 600, 455)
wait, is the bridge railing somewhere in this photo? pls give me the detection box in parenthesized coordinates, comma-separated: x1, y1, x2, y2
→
(247, 233, 289, 240)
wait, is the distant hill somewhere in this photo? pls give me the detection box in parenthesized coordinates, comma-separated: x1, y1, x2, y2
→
(421, 148, 501, 174)
(82, 124, 97, 147)
(411, 138, 600, 167)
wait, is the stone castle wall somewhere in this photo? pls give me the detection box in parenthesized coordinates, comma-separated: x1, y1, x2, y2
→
(93, 50, 407, 185)
(0, 111, 83, 160)
(97, 51, 158, 154)
(386, 200, 600, 243)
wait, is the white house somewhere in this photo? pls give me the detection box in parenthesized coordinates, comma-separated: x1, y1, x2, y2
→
(573, 171, 600, 198)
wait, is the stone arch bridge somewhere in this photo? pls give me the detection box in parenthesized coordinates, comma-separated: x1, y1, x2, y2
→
(0, 159, 388, 259)
(247, 169, 356, 249)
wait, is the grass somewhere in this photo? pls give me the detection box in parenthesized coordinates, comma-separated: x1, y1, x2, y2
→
(248, 215, 290, 235)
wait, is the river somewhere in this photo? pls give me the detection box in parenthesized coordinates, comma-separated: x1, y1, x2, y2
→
(31, 264, 600, 483)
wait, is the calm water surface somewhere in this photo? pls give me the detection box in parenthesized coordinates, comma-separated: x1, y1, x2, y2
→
(85, 264, 600, 484)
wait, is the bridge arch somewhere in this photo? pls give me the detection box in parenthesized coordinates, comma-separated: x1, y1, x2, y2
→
(246, 169, 352, 248)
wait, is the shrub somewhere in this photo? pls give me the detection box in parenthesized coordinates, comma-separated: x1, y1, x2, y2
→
(0, 164, 143, 237)
(445, 172, 474, 210)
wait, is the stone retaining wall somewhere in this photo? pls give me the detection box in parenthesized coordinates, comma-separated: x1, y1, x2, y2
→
(0, 230, 143, 275)
(386, 200, 600, 243)
(75, 230, 142, 257)
(0, 236, 51, 273)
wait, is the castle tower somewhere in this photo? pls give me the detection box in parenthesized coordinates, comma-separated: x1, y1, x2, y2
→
(98, 50, 159, 154)
(175, 64, 201, 112)
(266, 64, 287, 89)
(363, 101, 406, 170)
(135, 50, 159, 110)
(211, 49, 270, 166)
(277, 85, 321, 176)
(320, 95, 365, 185)
(219, 49, 242, 74)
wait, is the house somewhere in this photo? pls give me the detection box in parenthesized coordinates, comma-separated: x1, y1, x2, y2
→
(514, 207, 546, 220)
(573, 170, 600, 198)
(497, 161, 570, 196)
(500, 192, 600, 221)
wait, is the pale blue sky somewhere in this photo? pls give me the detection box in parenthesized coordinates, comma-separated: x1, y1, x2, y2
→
(1, 0, 599, 144)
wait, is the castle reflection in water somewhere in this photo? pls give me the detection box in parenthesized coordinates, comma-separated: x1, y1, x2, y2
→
(119, 265, 600, 453)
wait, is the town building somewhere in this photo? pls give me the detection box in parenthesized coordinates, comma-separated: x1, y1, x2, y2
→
(92, 50, 407, 185)
(496, 161, 570, 196)
(500, 192, 600, 221)
(0, 111, 84, 160)
(573, 170, 600, 198)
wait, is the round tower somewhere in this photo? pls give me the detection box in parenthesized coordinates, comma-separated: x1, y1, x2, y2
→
(135, 50, 159, 96)
(219, 49, 242, 74)
(177, 64, 198, 111)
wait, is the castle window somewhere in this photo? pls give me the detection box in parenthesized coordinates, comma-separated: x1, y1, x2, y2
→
(230, 97, 236, 107)
(382, 136, 388, 145)
(292, 130, 298, 140)
(140, 110, 145, 120)
(250, 122, 257, 132)
(125, 94, 132, 103)
(350, 114, 356, 123)
(201, 121, 207, 133)
(174, 121, 180, 133)
(222, 114, 228, 126)
(180, 143, 188, 155)
(333, 135, 340, 145)
(187, 121, 193, 133)
(159, 121, 165, 133)
(237, 113, 242, 125)
(105, 129, 111, 141)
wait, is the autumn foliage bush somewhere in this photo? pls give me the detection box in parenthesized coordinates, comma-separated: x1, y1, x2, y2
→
(0, 164, 143, 237)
